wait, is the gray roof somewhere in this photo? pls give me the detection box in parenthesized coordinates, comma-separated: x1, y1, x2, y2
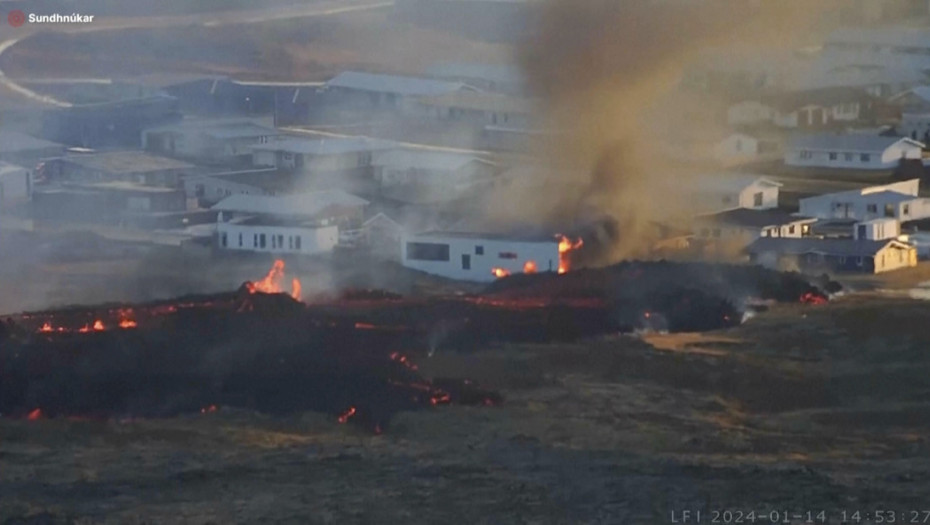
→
(0, 130, 64, 153)
(252, 137, 395, 156)
(746, 237, 902, 257)
(697, 208, 814, 229)
(59, 151, 195, 173)
(373, 149, 491, 172)
(212, 190, 369, 217)
(425, 62, 525, 86)
(326, 71, 472, 97)
(412, 230, 559, 244)
(787, 134, 924, 152)
(146, 119, 277, 140)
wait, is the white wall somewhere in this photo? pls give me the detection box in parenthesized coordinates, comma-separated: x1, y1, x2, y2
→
(737, 182, 779, 210)
(401, 234, 560, 282)
(785, 141, 922, 170)
(714, 134, 759, 162)
(0, 166, 31, 203)
(800, 192, 930, 221)
(727, 101, 775, 126)
(854, 219, 900, 240)
(217, 222, 339, 255)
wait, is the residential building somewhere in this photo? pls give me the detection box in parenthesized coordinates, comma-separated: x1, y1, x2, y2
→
(41, 94, 182, 148)
(0, 130, 65, 167)
(182, 168, 293, 205)
(798, 179, 930, 221)
(323, 71, 476, 111)
(41, 151, 197, 187)
(401, 231, 561, 282)
(142, 119, 279, 165)
(746, 237, 917, 274)
(713, 133, 782, 164)
(32, 181, 188, 225)
(784, 134, 924, 170)
(212, 190, 369, 255)
(424, 62, 526, 95)
(251, 137, 394, 173)
(693, 208, 816, 248)
(372, 149, 496, 203)
(690, 175, 782, 214)
(415, 92, 534, 129)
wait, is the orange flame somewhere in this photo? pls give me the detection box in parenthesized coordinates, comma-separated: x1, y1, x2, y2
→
(491, 267, 511, 279)
(119, 319, 138, 329)
(248, 260, 302, 301)
(557, 235, 583, 274)
(93, 320, 105, 331)
(337, 406, 357, 424)
(39, 322, 53, 333)
(523, 261, 537, 274)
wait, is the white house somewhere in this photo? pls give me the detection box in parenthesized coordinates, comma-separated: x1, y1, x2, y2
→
(693, 208, 816, 247)
(690, 175, 782, 214)
(784, 134, 924, 170)
(183, 168, 291, 204)
(0, 162, 32, 207)
(213, 190, 368, 255)
(324, 71, 476, 110)
(853, 218, 900, 241)
(713, 133, 782, 164)
(798, 179, 930, 222)
(401, 231, 561, 282)
(746, 237, 917, 274)
(372, 149, 496, 203)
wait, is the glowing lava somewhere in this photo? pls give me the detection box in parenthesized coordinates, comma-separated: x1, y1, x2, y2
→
(799, 292, 828, 305)
(337, 406, 357, 424)
(247, 259, 302, 301)
(523, 260, 538, 274)
(557, 235, 584, 274)
(491, 267, 511, 279)
(119, 319, 138, 329)
(93, 320, 105, 331)
(26, 408, 43, 420)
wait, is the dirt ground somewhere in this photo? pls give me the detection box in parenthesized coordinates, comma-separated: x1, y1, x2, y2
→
(3, 293, 930, 524)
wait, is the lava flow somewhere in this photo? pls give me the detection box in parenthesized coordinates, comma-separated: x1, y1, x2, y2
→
(491, 267, 511, 278)
(246, 259, 302, 301)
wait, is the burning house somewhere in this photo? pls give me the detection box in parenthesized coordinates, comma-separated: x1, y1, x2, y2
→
(212, 190, 368, 255)
(401, 231, 580, 282)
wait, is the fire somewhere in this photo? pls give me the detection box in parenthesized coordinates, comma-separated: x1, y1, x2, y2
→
(39, 322, 52, 333)
(247, 259, 302, 301)
(389, 351, 418, 371)
(557, 235, 583, 274)
(27, 408, 43, 420)
(119, 319, 138, 329)
(799, 292, 828, 305)
(200, 404, 218, 414)
(523, 261, 537, 274)
(93, 320, 105, 331)
(337, 406, 357, 424)
(491, 267, 510, 279)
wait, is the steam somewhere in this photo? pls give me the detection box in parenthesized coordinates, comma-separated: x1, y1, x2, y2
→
(498, 0, 847, 263)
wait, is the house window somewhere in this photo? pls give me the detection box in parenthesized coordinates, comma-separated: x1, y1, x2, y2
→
(885, 204, 895, 217)
(259, 234, 267, 249)
(295, 236, 302, 251)
(475, 245, 484, 255)
(789, 225, 796, 235)
(753, 192, 763, 207)
(829, 152, 838, 160)
(461, 254, 471, 270)
(221, 233, 228, 247)
(271, 236, 277, 249)
(700, 228, 709, 237)
(799, 150, 813, 159)
(253, 234, 258, 247)
(238, 233, 243, 247)
(861, 153, 871, 162)
(499, 252, 518, 259)
(407, 242, 450, 261)
(867, 204, 878, 214)
(844, 153, 854, 161)
(903, 204, 910, 216)
(288, 236, 293, 250)
(277, 235, 284, 249)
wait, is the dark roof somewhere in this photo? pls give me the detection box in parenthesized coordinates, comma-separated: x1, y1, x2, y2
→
(761, 87, 873, 112)
(697, 208, 814, 229)
(0, 130, 64, 153)
(746, 237, 901, 257)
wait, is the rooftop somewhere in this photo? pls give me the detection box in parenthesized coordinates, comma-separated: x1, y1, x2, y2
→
(424, 62, 525, 87)
(373, 149, 492, 172)
(326, 71, 473, 97)
(146, 118, 278, 140)
(697, 208, 814, 229)
(59, 151, 195, 173)
(746, 237, 904, 257)
(412, 230, 561, 244)
(419, 91, 534, 114)
(212, 190, 369, 217)
(0, 130, 64, 154)
(251, 137, 396, 156)
(787, 134, 924, 152)
(760, 86, 872, 112)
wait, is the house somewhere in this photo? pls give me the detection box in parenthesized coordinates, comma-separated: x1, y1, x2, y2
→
(42, 151, 197, 187)
(371, 149, 496, 203)
(32, 181, 188, 225)
(798, 179, 930, 221)
(746, 237, 917, 274)
(0, 130, 65, 166)
(401, 231, 561, 282)
(713, 133, 782, 164)
(889, 86, 930, 112)
(424, 62, 526, 94)
(0, 162, 32, 208)
(142, 119, 279, 165)
(212, 191, 368, 255)
(323, 71, 476, 111)
(784, 134, 924, 170)
(693, 208, 816, 248)
(793, 67, 926, 99)
(690, 175, 783, 214)
(766, 87, 877, 129)
(415, 92, 534, 129)
(251, 137, 395, 173)
(360, 212, 405, 260)
(820, 27, 930, 73)
(41, 94, 182, 148)
(182, 168, 294, 205)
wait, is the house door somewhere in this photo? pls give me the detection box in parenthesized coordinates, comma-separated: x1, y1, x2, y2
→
(461, 254, 471, 270)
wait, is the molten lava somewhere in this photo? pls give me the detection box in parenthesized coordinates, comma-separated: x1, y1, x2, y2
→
(557, 235, 583, 274)
(523, 261, 538, 274)
(247, 259, 302, 301)
(119, 319, 138, 329)
(491, 267, 511, 279)
(27, 408, 43, 420)
(799, 292, 828, 305)
(337, 406, 357, 424)
(93, 320, 105, 331)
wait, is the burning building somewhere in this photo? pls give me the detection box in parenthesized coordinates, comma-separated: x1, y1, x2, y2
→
(401, 231, 580, 282)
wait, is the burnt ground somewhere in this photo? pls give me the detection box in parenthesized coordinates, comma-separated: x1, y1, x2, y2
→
(3, 294, 930, 523)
